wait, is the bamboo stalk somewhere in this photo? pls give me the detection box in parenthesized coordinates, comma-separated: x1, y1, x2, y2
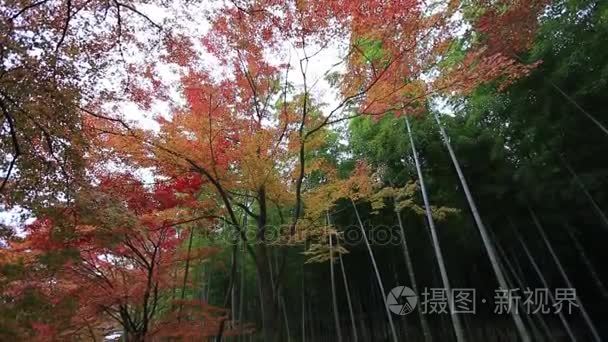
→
(432, 112, 529, 342)
(338, 241, 359, 341)
(351, 199, 399, 342)
(327, 212, 343, 342)
(528, 208, 600, 341)
(394, 197, 432, 341)
(512, 223, 577, 341)
(406, 115, 466, 342)
(564, 224, 608, 299)
(560, 155, 608, 230)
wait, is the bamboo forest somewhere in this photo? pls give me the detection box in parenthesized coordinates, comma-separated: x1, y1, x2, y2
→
(2, 0, 608, 341)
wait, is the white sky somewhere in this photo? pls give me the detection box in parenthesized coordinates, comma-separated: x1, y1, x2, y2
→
(110, 3, 347, 130)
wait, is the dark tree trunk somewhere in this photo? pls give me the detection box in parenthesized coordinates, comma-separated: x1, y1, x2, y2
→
(255, 244, 278, 342)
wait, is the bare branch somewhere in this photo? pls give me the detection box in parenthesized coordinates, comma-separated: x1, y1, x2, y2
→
(10, 0, 49, 20)
(55, 0, 73, 52)
(114, 1, 162, 31)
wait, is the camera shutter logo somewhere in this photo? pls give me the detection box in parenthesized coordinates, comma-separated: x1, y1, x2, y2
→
(387, 286, 418, 315)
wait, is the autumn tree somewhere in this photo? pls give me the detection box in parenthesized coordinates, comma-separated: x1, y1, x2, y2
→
(0, 173, 234, 340)
(0, 0, 202, 207)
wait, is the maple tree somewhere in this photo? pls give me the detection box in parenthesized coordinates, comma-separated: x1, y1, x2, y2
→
(0, 174, 235, 340)
(0, 0, 199, 207)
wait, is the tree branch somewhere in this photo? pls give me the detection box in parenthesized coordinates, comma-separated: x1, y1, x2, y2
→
(0, 98, 20, 193)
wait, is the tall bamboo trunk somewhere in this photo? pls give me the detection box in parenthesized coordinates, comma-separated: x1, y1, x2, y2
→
(301, 266, 307, 342)
(308, 292, 316, 341)
(564, 224, 608, 299)
(238, 206, 249, 341)
(357, 288, 372, 342)
(351, 199, 399, 342)
(547, 80, 608, 137)
(528, 208, 601, 341)
(231, 247, 237, 330)
(327, 212, 343, 341)
(394, 198, 432, 342)
(560, 155, 608, 230)
(280, 292, 291, 342)
(491, 229, 550, 341)
(432, 113, 530, 342)
(216, 242, 239, 341)
(512, 223, 577, 341)
(256, 272, 265, 339)
(405, 115, 466, 342)
(270, 250, 290, 342)
(238, 244, 246, 341)
(338, 241, 359, 341)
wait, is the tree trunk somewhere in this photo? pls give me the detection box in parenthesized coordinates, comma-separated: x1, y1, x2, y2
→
(327, 212, 343, 342)
(238, 205, 249, 341)
(216, 243, 239, 341)
(548, 80, 608, 137)
(512, 222, 577, 341)
(231, 250, 237, 328)
(528, 208, 600, 341)
(238, 243, 246, 340)
(125, 331, 145, 342)
(301, 269, 307, 342)
(405, 115, 466, 342)
(432, 113, 530, 342)
(338, 242, 359, 342)
(199, 261, 208, 303)
(394, 198, 432, 342)
(178, 227, 195, 320)
(255, 244, 278, 342)
(564, 224, 608, 299)
(351, 199, 399, 342)
(560, 155, 608, 230)
(254, 185, 280, 342)
(308, 292, 316, 341)
(280, 292, 291, 342)
(206, 271, 212, 302)
(491, 229, 550, 341)
(256, 271, 266, 339)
